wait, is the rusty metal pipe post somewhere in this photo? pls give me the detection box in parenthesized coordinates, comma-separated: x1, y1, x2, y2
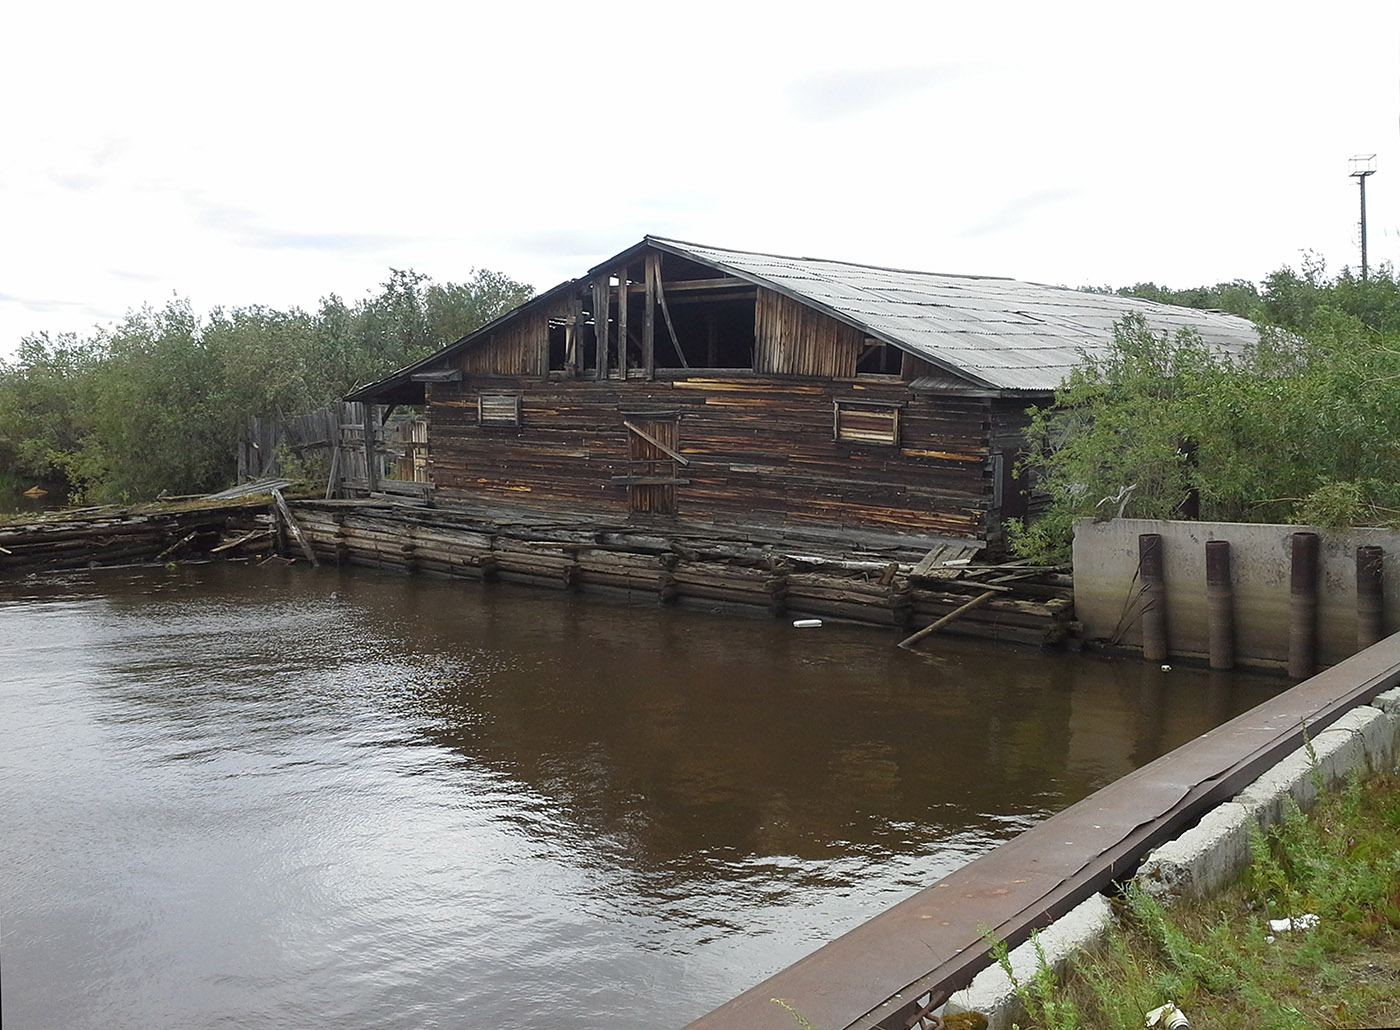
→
(1139, 533, 1169, 663)
(1357, 545, 1386, 650)
(1289, 532, 1321, 678)
(1205, 540, 1235, 670)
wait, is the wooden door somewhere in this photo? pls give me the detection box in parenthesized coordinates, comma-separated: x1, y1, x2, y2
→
(624, 417, 681, 515)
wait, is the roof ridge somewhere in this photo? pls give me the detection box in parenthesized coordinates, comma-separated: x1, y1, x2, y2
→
(646, 235, 1018, 284)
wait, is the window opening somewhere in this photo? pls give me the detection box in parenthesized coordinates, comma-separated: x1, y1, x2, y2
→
(856, 337, 902, 376)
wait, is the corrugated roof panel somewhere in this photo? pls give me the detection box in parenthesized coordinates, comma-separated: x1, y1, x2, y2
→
(649, 237, 1261, 392)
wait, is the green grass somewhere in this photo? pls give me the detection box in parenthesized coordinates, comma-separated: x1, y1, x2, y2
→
(1009, 768, 1400, 1030)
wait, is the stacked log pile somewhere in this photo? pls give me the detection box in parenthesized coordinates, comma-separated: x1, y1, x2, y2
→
(0, 503, 273, 573)
(288, 500, 1073, 646)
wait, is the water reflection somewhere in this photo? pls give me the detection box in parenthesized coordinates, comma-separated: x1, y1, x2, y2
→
(0, 564, 1283, 1030)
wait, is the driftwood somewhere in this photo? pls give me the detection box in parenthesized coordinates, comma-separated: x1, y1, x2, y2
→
(897, 590, 1000, 650)
(154, 531, 199, 562)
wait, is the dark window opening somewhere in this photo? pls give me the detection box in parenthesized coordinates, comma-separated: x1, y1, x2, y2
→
(547, 319, 569, 371)
(856, 338, 903, 376)
(655, 294, 756, 369)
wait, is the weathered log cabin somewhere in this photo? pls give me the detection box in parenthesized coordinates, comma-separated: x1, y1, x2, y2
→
(349, 237, 1259, 552)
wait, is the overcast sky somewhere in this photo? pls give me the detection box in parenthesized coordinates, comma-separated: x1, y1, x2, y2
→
(3, 2, 1398, 358)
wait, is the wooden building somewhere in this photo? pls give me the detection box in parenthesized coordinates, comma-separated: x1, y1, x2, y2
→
(349, 237, 1260, 553)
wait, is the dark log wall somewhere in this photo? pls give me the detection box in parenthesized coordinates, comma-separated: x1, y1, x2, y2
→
(427, 376, 995, 540)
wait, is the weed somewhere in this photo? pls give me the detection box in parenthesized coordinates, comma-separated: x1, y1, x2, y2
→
(986, 930, 1081, 1030)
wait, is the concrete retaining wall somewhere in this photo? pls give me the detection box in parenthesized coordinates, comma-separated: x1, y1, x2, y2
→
(944, 685, 1400, 1029)
(1073, 518, 1400, 668)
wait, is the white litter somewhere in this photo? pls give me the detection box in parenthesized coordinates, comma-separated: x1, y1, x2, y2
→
(1144, 1001, 1189, 1028)
(792, 619, 823, 628)
(1268, 913, 1319, 933)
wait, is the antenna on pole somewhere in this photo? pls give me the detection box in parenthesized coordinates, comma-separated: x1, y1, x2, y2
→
(1349, 154, 1377, 282)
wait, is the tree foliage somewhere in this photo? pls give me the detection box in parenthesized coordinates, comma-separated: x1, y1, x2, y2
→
(1015, 261, 1400, 561)
(0, 267, 532, 502)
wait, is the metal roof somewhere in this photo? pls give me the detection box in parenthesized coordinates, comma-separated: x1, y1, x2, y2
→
(348, 236, 1264, 402)
(648, 237, 1262, 393)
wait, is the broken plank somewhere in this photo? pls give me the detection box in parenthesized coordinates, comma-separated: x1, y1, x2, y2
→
(897, 590, 999, 650)
(272, 488, 320, 567)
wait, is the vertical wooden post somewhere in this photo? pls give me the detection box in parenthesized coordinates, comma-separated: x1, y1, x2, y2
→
(617, 265, 629, 380)
(362, 403, 379, 494)
(592, 278, 608, 380)
(1139, 533, 1168, 662)
(1289, 531, 1320, 678)
(643, 252, 657, 379)
(706, 311, 719, 367)
(1357, 545, 1386, 650)
(571, 296, 585, 377)
(1205, 540, 1235, 670)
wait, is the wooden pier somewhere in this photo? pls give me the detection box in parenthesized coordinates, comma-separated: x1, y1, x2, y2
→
(285, 498, 1074, 645)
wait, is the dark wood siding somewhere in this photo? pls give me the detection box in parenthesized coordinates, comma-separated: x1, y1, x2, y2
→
(755, 288, 863, 377)
(458, 296, 572, 377)
(427, 376, 994, 540)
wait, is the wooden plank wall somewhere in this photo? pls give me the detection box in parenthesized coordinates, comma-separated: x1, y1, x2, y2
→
(427, 376, 993, 539)
(458, 297, 571, 377)
(754, 288, 863, 378)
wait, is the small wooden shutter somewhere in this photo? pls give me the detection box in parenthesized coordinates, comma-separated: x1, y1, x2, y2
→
(478, 393, 521, 427)
(834, 401, 900, 445)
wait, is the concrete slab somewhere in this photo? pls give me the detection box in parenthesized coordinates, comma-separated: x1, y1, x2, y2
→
(1136, 801, 1254, 902)
(944, 894, 1115, 1030)
(1372, 686, 1400, 717)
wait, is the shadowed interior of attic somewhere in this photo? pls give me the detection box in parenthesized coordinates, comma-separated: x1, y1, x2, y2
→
(548, 258, 759, 374)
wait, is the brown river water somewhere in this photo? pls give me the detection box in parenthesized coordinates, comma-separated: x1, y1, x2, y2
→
(0, 562, 1284, 1029)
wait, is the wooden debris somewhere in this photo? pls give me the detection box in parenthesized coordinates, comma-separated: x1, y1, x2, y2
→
(898, 590, 999, 650)
(154, 531, 199, 562)
(271, 489, 319, 567)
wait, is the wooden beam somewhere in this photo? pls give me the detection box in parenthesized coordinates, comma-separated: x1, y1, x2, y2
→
(623, 420, 691, 466)
(897, 590, 998, 649)
(655, 259, 688, 369)
(362, 404, 378, 493)
(644, 253, 656, 379)
(272, 488, 320, 567)
(625, 276, 749, 293)
(592, 278, 608, 380)
(566, 296, 582, 376)
(617, 265, 628, 379)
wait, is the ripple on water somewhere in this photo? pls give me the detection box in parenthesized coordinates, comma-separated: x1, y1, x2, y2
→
(0, 563, 1286, 1029)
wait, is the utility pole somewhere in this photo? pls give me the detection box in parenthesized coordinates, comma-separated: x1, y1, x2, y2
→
(1349, 154, 1377, 281)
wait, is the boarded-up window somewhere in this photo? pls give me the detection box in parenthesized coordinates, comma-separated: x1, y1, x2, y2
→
(614, 415, 688, 516)
(833, 400, 901, 445)
(478, 393, 521, 427)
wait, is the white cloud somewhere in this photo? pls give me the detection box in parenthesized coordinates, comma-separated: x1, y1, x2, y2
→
(2, 1, 1398, 355)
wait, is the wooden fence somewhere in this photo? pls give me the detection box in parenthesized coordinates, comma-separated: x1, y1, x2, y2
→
(237, 402, 431, 500)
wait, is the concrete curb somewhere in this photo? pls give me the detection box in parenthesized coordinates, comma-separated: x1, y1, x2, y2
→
(945, 686, 1400, 1029)
(943, 894, 1115, 1028)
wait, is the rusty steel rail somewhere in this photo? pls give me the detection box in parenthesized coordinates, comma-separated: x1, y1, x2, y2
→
(685, 634, 1400, 1030)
